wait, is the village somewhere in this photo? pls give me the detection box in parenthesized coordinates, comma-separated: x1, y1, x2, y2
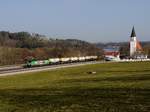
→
(104, 27, 149, 61)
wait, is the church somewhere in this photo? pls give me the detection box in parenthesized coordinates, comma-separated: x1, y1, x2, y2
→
(130, 27, 147, 59)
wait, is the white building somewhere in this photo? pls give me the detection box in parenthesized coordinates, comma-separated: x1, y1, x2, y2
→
(130, 27, 147, 59)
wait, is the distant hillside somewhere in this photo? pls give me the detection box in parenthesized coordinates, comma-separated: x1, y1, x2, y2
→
(96, 41, 150, 49)
(96, 42, 130, 49)
(0, 31, 103, 65)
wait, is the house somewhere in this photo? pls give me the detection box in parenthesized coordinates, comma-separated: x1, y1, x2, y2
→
(104, 47, 120, 61)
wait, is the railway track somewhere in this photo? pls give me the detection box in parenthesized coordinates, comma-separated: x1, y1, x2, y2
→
(0, 61, 104, 77)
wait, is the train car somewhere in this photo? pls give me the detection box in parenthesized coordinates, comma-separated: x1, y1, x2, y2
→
(49, 58, 60, 64)
(60, 58, 70, 64)
(89, 56, 98, 61)
(78, 57, 86, 62)
(85, 56, 91, 61)
(92, 56, 98, 60)
(25, 59, 50, 67)
(70, 57, 78, 62)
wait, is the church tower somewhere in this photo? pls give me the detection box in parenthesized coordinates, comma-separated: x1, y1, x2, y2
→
(130, 27, 137, 57)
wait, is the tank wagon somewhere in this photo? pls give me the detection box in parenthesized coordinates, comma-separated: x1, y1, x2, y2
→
(24, 56, 98, 68)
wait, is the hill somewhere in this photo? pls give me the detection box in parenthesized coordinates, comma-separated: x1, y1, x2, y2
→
(0, 31, 103, 65)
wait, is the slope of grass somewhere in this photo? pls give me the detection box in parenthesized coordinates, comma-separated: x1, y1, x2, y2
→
(0, 62, 150, 112)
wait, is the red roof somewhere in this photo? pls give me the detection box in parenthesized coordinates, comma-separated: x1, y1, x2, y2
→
(105, 51, 120, 57)
(136, 40, 142, 51)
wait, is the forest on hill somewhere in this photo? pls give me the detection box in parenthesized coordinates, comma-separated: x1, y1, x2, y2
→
(0, 31, 103, 65)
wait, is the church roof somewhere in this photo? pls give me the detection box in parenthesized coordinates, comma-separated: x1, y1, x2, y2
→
(131, 26, 136, 37)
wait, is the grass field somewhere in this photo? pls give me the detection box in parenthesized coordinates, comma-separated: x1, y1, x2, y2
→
(0, 62, 150, 112)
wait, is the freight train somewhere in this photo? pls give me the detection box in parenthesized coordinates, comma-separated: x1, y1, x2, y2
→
(24, 56, 98, 68)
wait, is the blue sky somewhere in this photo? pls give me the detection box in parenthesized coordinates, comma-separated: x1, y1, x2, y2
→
(0, 0, 149, 42)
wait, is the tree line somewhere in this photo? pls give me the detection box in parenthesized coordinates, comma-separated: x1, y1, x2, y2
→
(0, 31, 103, 65)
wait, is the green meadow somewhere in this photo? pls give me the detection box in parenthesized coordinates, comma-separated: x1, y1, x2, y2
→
(0, 62, 150, 112)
